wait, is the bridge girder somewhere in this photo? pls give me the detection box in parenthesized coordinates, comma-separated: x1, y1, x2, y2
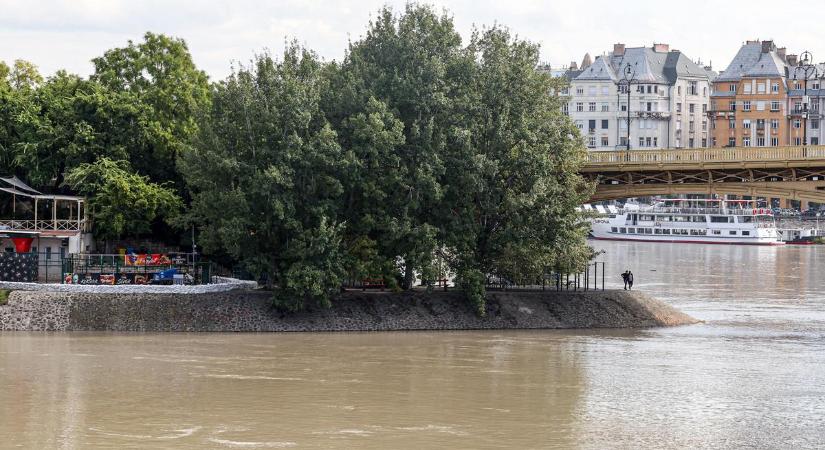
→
(592, 180, 825, 202)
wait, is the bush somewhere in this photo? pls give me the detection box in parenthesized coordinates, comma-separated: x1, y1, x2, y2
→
(0, 290, 10, 305)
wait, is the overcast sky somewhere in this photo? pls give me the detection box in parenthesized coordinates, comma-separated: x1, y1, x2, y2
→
(3, 0, 825, 81)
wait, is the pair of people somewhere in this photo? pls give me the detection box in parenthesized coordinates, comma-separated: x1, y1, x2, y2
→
(621, 270, 634, 290)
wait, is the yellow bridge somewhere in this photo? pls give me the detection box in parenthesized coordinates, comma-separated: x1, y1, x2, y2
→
(582, 146, 825, 205)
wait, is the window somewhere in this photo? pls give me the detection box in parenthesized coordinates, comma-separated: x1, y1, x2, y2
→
(689, 120, 695, 132)
(702, 104, 707, 113)
(795, 101, 803, 113)
(620, 102, 627, 112)
(771, 119, 779, 129)
(619, 84, 629, 94)
(45, 247, 52, 260)
(712, 229, 722, 235)
(576, 86, 584, 95)
(702, 138, 708, 147)
(611, 227, 618, 233)
(575, 121, 583, 130)
(703, 87, 707, 96)
(689, 138, 695, 148)
(743, 101, 751, 112)
(601, 136, 609, 146)
(711, 216, 732, 223)
(729, 101, 736, 111)
(653, 137, 658, 147)
(562, 103, 569, 114)
(742, 231, 750, 236)
(588, 119, 596, 131)
(743, 136, 751, 146)
(576, 102, 584, 112)
(589, 102, 596, 112)
(771, 101, 780, 111)
(812, 119, 820, 129)
(639, 137, 645, 147)
(730, 84, 737, 92)
(757, 137, 765, 146)
(588, 136, 596, 148)
(757, 83, 766, 93)
(620, 136, 628, 146)
(772, 82, 779, 93)
(812, 137, 819, 145)
(729, 230, 737, 235)
(702, 120, 708, 131)
(729, 118, 736, 129)
(756, 101, 765, 111)
(728, 137, 736, 147)
(756, 119, 765, 130)
(743, 120, 751, 129)
(620, 227, 626, 233)
(601, 119, 609, 129)
(795, 137, 802, 145)
(676, 103, 682, 112)
(689, 103, 695, 113)
(813, 82, 821, 90)
(647, 85, 652, 94)
(771, 137, 779, 146)
(677, 86, 682, 95)
(794, 119, 802, 129)
(646, 102, 653, 112)
(688, 81, 698, 95)
(601, 103, 609, 112)
(813, 102, 820, 112)
(744, 83, 752, 94)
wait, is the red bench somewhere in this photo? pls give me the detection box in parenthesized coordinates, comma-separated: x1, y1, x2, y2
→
(362, 277, 385, 291)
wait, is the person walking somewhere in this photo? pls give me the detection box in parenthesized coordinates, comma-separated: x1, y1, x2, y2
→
(621, 271, 629, 290)
(627, 270, 634, 290)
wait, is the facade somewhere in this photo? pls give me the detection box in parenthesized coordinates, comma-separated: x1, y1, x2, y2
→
(567, 43, 714, 151)
(709, 40, 790, 148)
(786, 63, 825, 146)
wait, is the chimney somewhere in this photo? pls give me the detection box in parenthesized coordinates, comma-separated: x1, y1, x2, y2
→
(613, 43, 625, 56)
(570, 61, 578, 70)
(787, 54, 798, 66)
(761, 40, 775, 53)
(653, 43, 670, 53)
(777, 47, 787, 60)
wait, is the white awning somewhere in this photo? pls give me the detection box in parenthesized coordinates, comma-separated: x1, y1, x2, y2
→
(0, 176, 41, 194)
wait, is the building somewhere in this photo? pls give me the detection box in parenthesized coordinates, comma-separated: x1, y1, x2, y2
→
(567, 43, 714, 151)
(786, 62, 825, 146)
(709, 40, 791, 148)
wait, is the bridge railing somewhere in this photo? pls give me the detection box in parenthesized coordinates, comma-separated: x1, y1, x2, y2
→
(586, 145, 825, 166)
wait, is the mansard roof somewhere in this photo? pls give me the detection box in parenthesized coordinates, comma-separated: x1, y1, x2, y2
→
(574, 46, 711, 85)
(574, 56, 616, 81)
(716, 42, 788, 81)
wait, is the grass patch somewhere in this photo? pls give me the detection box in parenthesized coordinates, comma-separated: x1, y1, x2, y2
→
(0, 289, 9, 306)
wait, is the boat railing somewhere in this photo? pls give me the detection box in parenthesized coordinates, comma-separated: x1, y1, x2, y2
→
(613, 207, 772, 216)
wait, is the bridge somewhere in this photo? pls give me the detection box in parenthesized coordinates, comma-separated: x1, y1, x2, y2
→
(582, 146, 825, 206)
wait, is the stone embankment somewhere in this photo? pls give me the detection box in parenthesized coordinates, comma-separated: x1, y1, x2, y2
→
(0, 287, 697, 332)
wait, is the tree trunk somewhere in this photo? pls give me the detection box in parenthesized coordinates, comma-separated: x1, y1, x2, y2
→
(403, 261, 415, 290)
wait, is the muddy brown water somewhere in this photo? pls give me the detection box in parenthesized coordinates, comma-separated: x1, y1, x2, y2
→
(1, 241, 824, 449)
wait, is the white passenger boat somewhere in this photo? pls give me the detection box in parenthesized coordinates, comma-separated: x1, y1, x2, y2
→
(587, 199, 783, 245)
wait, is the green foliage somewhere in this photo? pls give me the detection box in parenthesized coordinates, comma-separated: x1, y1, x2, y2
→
(0, 289, 9, 305)
(181, 44, 349, 310)
(64, 158, 181, 240)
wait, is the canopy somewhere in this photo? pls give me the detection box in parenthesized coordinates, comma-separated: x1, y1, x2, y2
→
(0, 176, 41, 194)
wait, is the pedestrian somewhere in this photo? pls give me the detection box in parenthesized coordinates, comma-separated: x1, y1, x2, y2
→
(627, 270, 634, 290)
(621, 270, 629, 290)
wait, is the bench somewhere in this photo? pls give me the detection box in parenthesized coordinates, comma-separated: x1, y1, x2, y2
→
(362, 277, 385, 291)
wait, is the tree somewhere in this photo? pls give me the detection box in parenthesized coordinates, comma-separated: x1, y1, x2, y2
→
(9, 60, 43, 90)
(439, 27, 593, 313)
(181, 44, 349, 310)
(326, 4, 470, 289)
(91, 32, 210, 183)
(64, 158, 181, 242)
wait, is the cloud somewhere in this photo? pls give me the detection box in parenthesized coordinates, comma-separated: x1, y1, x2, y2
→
(2, 0, 825, 81)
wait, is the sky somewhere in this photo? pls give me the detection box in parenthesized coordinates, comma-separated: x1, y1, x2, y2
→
(3, 0, 825, 81)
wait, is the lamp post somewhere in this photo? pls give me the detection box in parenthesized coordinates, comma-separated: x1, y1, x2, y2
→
(793, 51, 818, 146)
(618, 64, 639, 151)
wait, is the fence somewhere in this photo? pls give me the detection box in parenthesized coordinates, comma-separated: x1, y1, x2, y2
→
(485, 262, 607, 292)
(61, 253, 212, 285)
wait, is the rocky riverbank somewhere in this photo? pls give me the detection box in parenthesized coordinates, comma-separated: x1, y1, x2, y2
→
(0, 289, 697, 332)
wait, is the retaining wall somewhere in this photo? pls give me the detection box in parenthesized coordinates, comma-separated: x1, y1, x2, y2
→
(0, 289, 697, 332)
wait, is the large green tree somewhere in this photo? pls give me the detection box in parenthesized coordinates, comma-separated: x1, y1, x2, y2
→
(181, 44, 349, 310)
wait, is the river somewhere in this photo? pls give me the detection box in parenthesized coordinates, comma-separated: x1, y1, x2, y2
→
(1, 241, 824, 449)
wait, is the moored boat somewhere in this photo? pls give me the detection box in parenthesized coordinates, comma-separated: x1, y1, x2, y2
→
(586, 199, 783, 245)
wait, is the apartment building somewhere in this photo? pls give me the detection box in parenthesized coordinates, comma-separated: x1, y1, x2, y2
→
(709, 40, 790, 148)
(786, 63, 825, 145)
(567, 44, 713, 151)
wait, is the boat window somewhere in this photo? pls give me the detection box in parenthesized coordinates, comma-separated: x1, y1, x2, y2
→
(739, 216, 754, 223)
(654, 229, 662, 235)
(611, 227, 617, 232)
(711, 216, 733, 223)
(742, 231, 750, 236)
(620, 227, 626, 233)
(640, 215, 655, 221)
(659, 216, 672, 222)
(692, 216, 706, 222)
(712, 230, 721, 235)
(628, 228, 636, 234)
(680, 229, 689, 235)
(663, 229, 671, 235)
(673, 216, 691, 222)
(729, 230, 737, 235)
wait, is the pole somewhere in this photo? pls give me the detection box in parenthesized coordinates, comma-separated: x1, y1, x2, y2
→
(627, 84, 631, 151)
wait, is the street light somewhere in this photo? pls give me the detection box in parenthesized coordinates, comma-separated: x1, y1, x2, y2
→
(792, 51, 818, 147)
(617, 63, 639, 151)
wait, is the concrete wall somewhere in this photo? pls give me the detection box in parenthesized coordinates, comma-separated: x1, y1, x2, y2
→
(0, 289, 697, 332)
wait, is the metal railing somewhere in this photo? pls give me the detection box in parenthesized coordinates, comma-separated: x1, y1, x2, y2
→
(585, 145, 825, 166)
